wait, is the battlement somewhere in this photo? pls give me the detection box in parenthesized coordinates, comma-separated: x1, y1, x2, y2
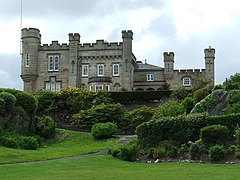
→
(39, 41, 69, 50)
(69, 33, 80, 42)
(176, 68, 205, 74)
(163, 52, 174, 61)
(80, 40, 123, 50)
(21, 28, 41, 40)
(122, 30, 133, 39)
(204, 46, 215, 58)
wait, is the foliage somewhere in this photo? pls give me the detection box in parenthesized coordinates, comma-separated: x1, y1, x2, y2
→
(171, 87, 190, 100)
(72, 103, 128, 128)
(212, 84, 223, 91)
(154, 100, 185, 118)
(35, 90, 57, 115)
(192, 78, 211, 92)
(224, 90, 240, 114)
(110, 144, 123, 158)
(200, 125, 229, 146)
(223, 73, 240, 90)
(0, 98, 6, 115)
(166, 145, 179, 158)
(0, 92, 16, 112)
(36, 116, 55, 139)
(136, 113, 240, 148)
(91, 122, 117, 139)
(193, 87, 209, 103)
(0, 133, 39, 150)
(235, 128, 240, 145)
(153, 146, 166, 159)
(208, 145, 226, 161)
(119, 138, 139, 161)
(191, 91, 218, 114)
(129, 106, 154, 129)
(110, 90, 171, 104)
(181, 96, 195, 114)
(189, 139, 206, 160)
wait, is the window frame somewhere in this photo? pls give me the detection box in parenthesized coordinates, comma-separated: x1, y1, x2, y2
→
(48, 55, 60, 72)
(25, 53, 30, 67)
(112, 64, 119, 76)
(95, 84, 103, 91)
(97, 64, 104, 76)
(45, 82, 61, 92)
(147, 74, 154, 81)
(105, 85, 110, 91)
(82, 64, 89, 77)
(183, 77, 191, 87)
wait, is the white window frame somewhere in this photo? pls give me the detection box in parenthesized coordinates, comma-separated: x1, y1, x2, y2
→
(48, 55, 59, 72)
(112, 64, 119, 76)
(82, 65, 89, 77)
(98, 64, 104, 76)
(183, 77, 191, 86)
(95, 85, 103, 91)
(25, 53, 30, 67)
(105, 85, 110, 91)
(147, 74, 154, 81)
(45, 82, 61, 92)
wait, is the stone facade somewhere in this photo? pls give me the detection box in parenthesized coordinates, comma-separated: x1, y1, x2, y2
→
(21, 28, 215, 93)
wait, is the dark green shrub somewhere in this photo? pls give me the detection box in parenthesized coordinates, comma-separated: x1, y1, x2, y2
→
(153, 146, 166, 159)
(91, 122, 117, 139)
(193, 87, 209, 103)
(18, 136, 39, 150)
(208, 145, 226, 161)
(120, 138, 138, 161)
(0, 92, 16, 111)
(111, 144, 123, 158)
(0, 97, 6, 115)
(200, 125, 229, 146)
(228, 145, 237, 154)
(166, 145, 179, 158)
(225, 103, 240, 114)
(181, 96, 195, 114)
(0, 135, 18, 148)
(36, 116, 55, 139)
(178, 143, 188, 156)
(154, 100, 185, 118)
(189, 139, 206, 160)
(212, 84, 223, 90)
(35, 90, 57, 115)
(129, 106, 154, 129)
(171, 87, 190, 100)
(72, 103, 127, 128)
(235, 128, 240, 145)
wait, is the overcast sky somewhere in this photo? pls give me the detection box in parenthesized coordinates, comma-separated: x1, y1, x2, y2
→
(0, 0, 240, 90)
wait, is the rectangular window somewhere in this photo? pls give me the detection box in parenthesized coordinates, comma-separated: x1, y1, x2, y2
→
(48, 55, 59, 71)
(147, 74, 154, 81)
(183, 77, 191, 86)
(105, 85, 110, 91)
(95, 85, 103, 91)
(45, 82, 61, 92)
(82, 65, 89, 77)
(113, 64, 119, 76)
(98, 64, 104, 76)
(25, 53, 30, 67)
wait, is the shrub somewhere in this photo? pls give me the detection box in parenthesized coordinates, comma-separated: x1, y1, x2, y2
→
(0, 134, 18, 149)
(18, 136, 39, 150)
(111, 144, 123, 158)
(200, 125, 229, 146)
(212, 84, 223, 90)
(228, 145, 237, 154)
(0, 97, 6, 115)
(178, 143, 188, 156)
(166, 145, 179, 158)
(181, 96, 195, 114)
(153, 146, 166, 159)
(235, 128, 240, 145)
(208, 145, 226, 161)
(36, 116, 55, 139)
(193, 87, 209, 103)
(154, 100, 185, 118)
(129, 106, 154, 129)
(72, 103, 128, 128)
(171, 87, 190, 100)
(189, 139, 206, 160)
(91, 122, 117, 139)
(0, 92, 16, 111)
(120, 138, 138, 161)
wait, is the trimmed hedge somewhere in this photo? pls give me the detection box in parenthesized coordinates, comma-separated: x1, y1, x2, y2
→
(136, 113, 240, 148)
(91, 122, 117, 139)
(110, 90, 171, 104)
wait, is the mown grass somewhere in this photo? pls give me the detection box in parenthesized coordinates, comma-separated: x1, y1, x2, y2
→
(0, 129, 116, 164)
(1, 155, 240, 180)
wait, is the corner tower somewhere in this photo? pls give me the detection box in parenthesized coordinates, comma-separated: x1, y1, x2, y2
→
(204, 46, 215, 86)
(163, 52, 174, 80)
(21, 28, 41, 93)
(122, 30, 134, 91)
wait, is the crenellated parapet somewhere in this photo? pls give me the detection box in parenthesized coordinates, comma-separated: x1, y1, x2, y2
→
(69, 33, 80, 42)
(80, 40, 123, 50)
(176, 69, 205, 75)
(163, 52, 174, 62)
(40, 41, 69, 50)
(21, 28, 41, 42)
(122, 30, 133, 39)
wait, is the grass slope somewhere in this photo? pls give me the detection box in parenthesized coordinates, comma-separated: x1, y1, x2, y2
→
(0, 129, 116, 164)
(1, 155, 240, 180)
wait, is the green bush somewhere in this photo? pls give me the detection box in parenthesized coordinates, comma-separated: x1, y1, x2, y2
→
(129, 106, 154, 129)
(91, 122, 117, 139)
(0, 92, 16, 111)
(120, 138, 138, 161)
(193, 87, 209, 103)
(189, 139, 206, 160)
(153, 146, 166, 159)
(0, 135, 18, 149)
(225, 103, 240, 114)
(208, 145, 226, 161)
(235, 128, 240, 145)
(166, 145, 179, 158)
(200, 125, 229, 146)
(191, 91, 218, 114)
(111, 144, 123, 158)
(72, 103, 128, 128)
(181, 96, 195, 114)
(154, 100, 185, 118)
(178, 143, 188, 156)
(18, 136, 39, 150)
(171, 88, 190, 100)
(0, 97, 6, 115)
(36, 116, 55, 139)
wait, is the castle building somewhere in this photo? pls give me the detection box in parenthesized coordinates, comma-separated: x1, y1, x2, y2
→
(21, 28, 215, 93)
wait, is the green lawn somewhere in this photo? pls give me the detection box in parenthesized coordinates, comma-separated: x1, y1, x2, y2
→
(1, 155, 240, 180)
(0, 129, 116, 164)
